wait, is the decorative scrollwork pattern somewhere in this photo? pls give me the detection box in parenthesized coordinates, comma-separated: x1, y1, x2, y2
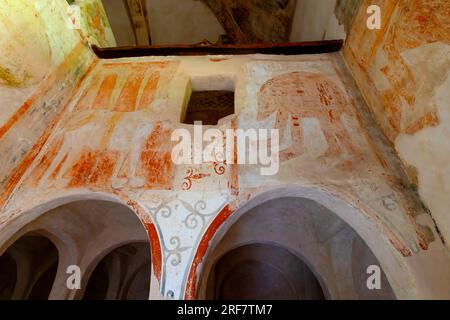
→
(163, 236, 191, 267)
(182, 168, 211, 190)
(181, 199, 217, 230)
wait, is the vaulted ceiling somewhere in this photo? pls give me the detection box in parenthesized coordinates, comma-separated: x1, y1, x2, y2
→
(102, 0, 351, 46)
(200, 0, 297, 44)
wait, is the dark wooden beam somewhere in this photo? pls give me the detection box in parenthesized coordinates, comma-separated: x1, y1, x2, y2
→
(92, 40, 343, 58)
(124, 0, 151, 45)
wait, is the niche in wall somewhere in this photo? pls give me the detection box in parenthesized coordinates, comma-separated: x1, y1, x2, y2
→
(182, 74, 236, 125)
(82, 242, 151, 300)
(183, 90, 235, 125)
(210, 243, 325, 300)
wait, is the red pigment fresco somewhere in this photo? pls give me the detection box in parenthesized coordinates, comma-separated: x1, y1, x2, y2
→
(140, 151, 173, 189)
(182, 168, 211, 190)
(1, 122, 61, 205)
(114, 71, 146, 112)
(229, 117, 239, 195)
(258, 71, 363, 165)
(73, 73, 104, 112)
(50, 154, 68, 180)
(185, 205, 233, 300)
(115, 154, 132, 182)
(0, 99, 34, 140)
(137, 72, 160, 110)
(209, 58, 230, 62)
(126, 199, 163, 282)
(138, 124, 174, 189)
(68, 149, 118, 188)
(0, 43, 96, 206)
(405, 111, 439, 135)
(345, 0, 450, 139)
(92, 74, 117, 109)
(100, 113, 124, 149)
(145, 222, 163, 282)
(29, 137, 64, 185)
(75, 62, 167, 113)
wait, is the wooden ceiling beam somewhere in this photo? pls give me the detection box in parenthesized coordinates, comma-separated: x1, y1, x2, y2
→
(124, 0, 152, 45)
(200, 0, 297, 44)
(92, 40, 343, 58)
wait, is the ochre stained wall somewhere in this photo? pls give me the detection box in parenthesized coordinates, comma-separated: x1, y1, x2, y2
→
(1, 0, 449, 299)
(0, 0, 96, 207)
(343, 0, 450, 246)
(0, 0, 93, 122)
(3, 52, 448, 298)
(75, 0, 116, 48)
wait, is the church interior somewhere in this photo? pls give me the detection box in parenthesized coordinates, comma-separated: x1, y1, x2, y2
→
(0, 0, 449, 300)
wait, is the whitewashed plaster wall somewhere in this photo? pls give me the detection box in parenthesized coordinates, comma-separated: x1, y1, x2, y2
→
(290, 0, 346, 42)
(101, 0, 136, 46)
(102, 0, 347, 46)
(396, 48, 450, 247)
(146, 0, 225, 45)
(102, 0, 226, 46)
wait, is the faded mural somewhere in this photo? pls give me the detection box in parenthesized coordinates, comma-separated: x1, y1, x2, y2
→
(343, 0, 450, 247)
(0, 0, 449, 300)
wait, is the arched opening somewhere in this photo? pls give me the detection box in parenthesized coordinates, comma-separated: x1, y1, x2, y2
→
(198, 197, 396, 300)
(83, 242, 151, 300)
(209, 243, 325, 300)
(0, 234, 58, 300)
(0, 198, 154, 300)
(0, 253, 16, 299)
